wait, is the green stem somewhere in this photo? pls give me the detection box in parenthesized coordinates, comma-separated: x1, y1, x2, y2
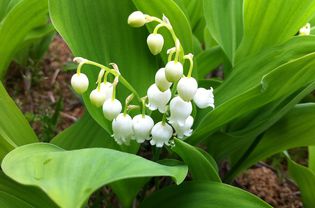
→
(185, 55, 194, 77)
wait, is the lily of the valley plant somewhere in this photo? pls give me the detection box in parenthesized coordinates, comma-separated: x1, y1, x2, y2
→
(71, 11, 214, 147)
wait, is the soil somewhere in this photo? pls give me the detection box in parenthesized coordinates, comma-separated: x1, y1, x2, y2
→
(4, 36, 303, 208)
(236, 166, 302, 208)
(5, 36, 83, 141)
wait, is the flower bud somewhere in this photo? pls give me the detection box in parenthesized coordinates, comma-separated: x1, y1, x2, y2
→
(150, 122, 173, 147)
(168, 96, 192, 126)
(165, 61, 183, 82)
(128, 11, 146, 27)
(299, 23, 311, 36)
(171, 116, 194, 139)
(132, 115, 154, 143)
(71, 73, 89, 94)
(102, 99, 122, 120)
(193, 87, 215, 109)
(100, 82, 113, 101)
(177, 77, 198, 101)
(90, 88, 106, 107)
(112, 113, 133, 145)
(155, 68, 172, 91)
(147, 34, 164, 55)
(147, 84, 171, 113)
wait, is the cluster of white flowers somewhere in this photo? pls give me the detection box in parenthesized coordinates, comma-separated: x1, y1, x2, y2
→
(70, 11, 214, 147)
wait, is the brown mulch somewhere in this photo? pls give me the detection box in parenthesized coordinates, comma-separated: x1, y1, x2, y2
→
(5, 35, 83, 141)
(237, 167, 302, 208)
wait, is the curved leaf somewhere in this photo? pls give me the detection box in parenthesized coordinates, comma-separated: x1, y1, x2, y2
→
(0, 0, 48, 78)
(140, 182, 271, 208)
(224, 103, 315, 180)
(49, 0, 157, 133)
(288, 158, 315, 208)
(0, 171, 57, 208)
(190, 37, 315, 144)
(203, 0, 243, 63)
(172, 138, 220, 182)
(0, 82, 37, 161)
(2, 143, 188, 208)
(236, 0, 315, 61)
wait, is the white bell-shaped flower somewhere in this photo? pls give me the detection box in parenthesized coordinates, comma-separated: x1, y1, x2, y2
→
(177, 77, 198, 101)
(150, 122, 173, 147)
(90, 88, 107, 107)
(299, 23, 311, 36)
(71, 73, 89, 94)
(193, 87, 215, 109)
(147, 84, 171, 113)
(102, 99, 122, 120)
(100, 82, 113, 101)
(171, 116, 194, 139)
(128, 11, 146, 27)
(155, 68, 172, 91)
(132, 115, 154, 143)
(168, 96, 192, 126)
(112, 113, 133, 145)
(147, 34, 164, 55)
(165, 61, 183, 82)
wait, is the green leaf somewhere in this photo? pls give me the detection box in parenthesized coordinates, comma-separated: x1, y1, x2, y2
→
(189, 36, 315, 144)
(140, 182, 272, 208)
(236, 0, 315, 61)
(0, 82, 37, 161)
(309, 146, 315, 172)
(195, 46, 225, 79)
(51, 113, 124, 151)
(2, 143, 188, 208)
(172, 138, 220, 182)
(224, 104, 315, 180)
(0, 0, 48, 78)
(288, 158, 315, 208)
(0, 171, 58, 208)
(133, 0, 193, 64)
(51, 112, 142, 208)
(49, 0, 157, 133)
(203, 0, 243, 63)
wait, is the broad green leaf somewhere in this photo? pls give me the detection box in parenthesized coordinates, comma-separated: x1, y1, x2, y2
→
(0, 0, 48, 78)
(189, 36, 315, 144)
(0, 0, 10, 21)
(172, 138, 220, 182)
(0, 82, 37, 161)
(51, 113, 122, 151)
(207, 83, 315, 167)
(309, 146, 315, 172)
(140, 182, 272, 208)
(203, 0, 243, 63)
(0, 171, 57, 208)
(49, 0, 157, 133)
(236, 0, 315, 61)
(51, 112, 141, 208)
(2, 143, 188, 208)
(195, 46, 225, 79)
(174, 0, 205, 42)
(133, 0, 193, 64)
(288, 158, 315, 208)
(223, 104, 315, 181)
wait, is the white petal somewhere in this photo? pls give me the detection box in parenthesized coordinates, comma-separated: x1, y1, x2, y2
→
(103, 99, 122, 120)
(177, 77, 198, 101)
(71, 73, 89, 94)
(165, 61, 183, 82)
(90, 88, 107, 107)
(155, 68, 172, 91)
(147, 84, 171, 113)
(147, 34, 164, 55)
(193, 87, 215, 109)
(169, 96, 192, 125)
(128, 11, 146, 27)
(132, 115, 154, 143)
